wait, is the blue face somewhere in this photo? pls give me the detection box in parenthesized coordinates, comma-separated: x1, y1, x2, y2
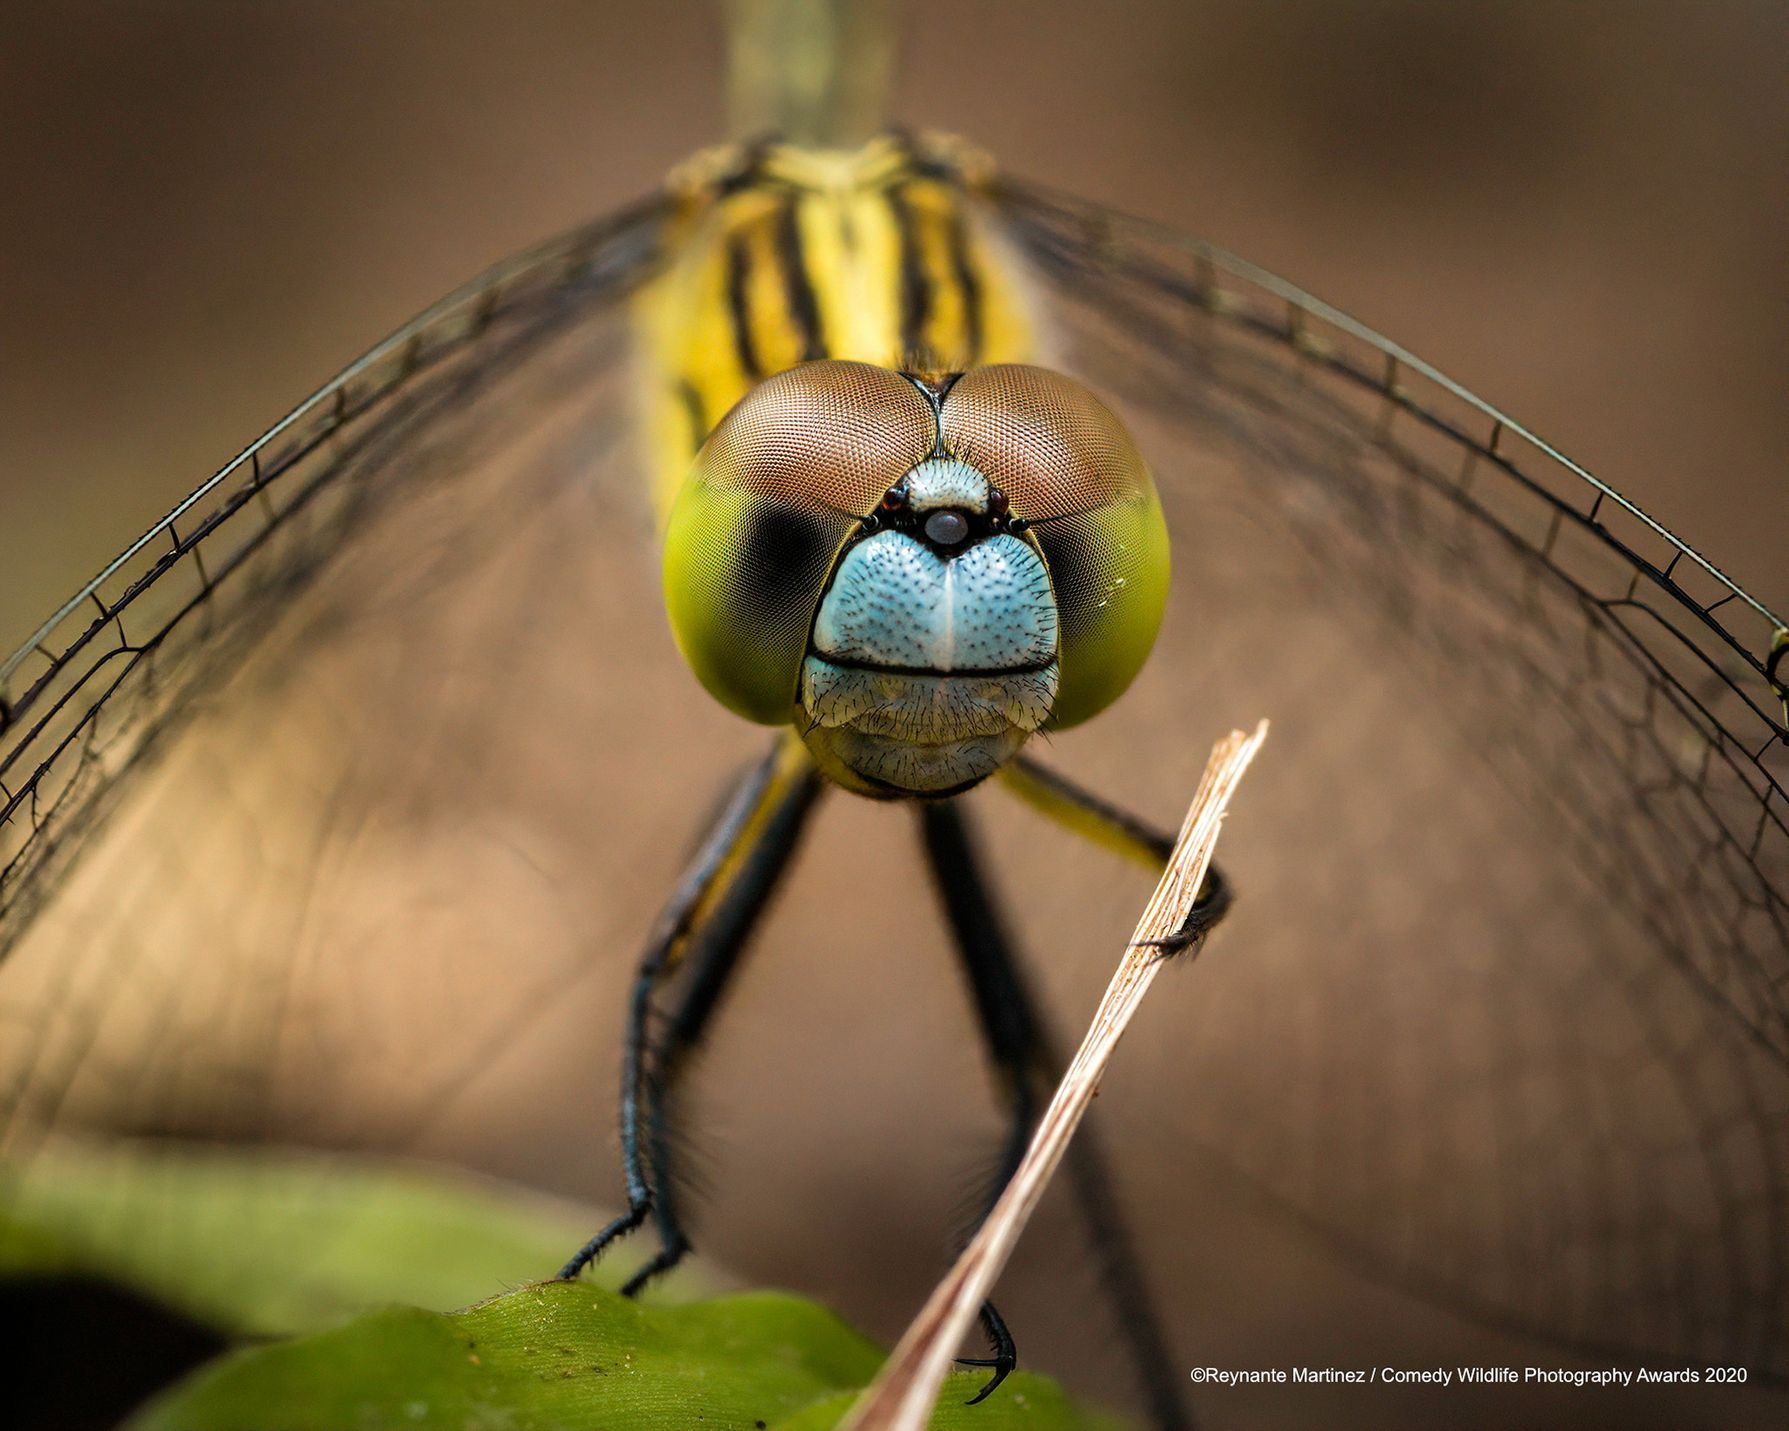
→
(799, 457, 1060, 796)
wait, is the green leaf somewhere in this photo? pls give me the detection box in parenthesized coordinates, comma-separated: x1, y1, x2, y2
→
(0, 1141, 692, 1338)
(129, 1280, 1126, 1431)
(6, 1145, 1126, 1428)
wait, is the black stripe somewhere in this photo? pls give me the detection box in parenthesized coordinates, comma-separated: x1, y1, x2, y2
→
(675, 378, 708, 455)
(889, 184, 930, 361)
(714, 141, 770, 197)
(853, 766, 992, 801)
(724, 232, 764, 379)
(946, 205, 985, 364)
(774, 197, 827, 362)
(806, 651, 1057, 679)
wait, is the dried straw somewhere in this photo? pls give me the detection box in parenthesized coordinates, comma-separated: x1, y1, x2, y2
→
(838, 720, 1268, 1431)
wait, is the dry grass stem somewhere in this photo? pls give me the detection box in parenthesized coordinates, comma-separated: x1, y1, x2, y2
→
(838, 720, 1269, 1431)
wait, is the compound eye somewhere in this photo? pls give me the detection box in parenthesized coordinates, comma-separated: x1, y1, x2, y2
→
(941, 365, 1169, 728)
(664, 361, 935, 723)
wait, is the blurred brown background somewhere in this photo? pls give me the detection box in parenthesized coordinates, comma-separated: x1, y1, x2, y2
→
(1, 4, 1785, 1429)
(0, 0, 1783, 656)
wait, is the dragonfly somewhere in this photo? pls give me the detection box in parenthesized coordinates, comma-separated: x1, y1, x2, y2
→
(2, 3, 1785, 1427)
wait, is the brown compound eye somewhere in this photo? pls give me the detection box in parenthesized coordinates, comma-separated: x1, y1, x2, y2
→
(692, 360, 935, 516)
(663, 361, 937, 724)
(942, 365, 1151, 521)
(941, 365, 1170, 730)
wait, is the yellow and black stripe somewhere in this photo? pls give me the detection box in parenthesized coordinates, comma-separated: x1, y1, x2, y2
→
(640, 133, 1035, 519)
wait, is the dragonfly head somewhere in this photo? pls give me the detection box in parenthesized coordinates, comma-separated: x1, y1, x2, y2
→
(663, 360, 1169, 797)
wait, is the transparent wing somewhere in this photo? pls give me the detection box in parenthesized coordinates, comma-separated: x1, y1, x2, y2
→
(1, 170, 1784, 1430)
(974, 179, 1788, 1386)
(0, 194, 688, 1170)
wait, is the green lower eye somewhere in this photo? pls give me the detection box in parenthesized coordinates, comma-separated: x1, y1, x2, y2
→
(1033, 494, 1171, 731)
(664, 481, 857, 725)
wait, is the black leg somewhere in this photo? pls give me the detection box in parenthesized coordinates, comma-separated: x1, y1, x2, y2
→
(956, 1299, 1019, 1407)
(559, 735, 823, 1284)
(917, 799, 1198, 1429)
(1135, 861, 1231, 956)
(620, 754, 824, 1295)
(999, 754, 1233, 957)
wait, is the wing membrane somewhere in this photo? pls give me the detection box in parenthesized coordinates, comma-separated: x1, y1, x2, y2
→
(0, 198, 668, 947)
(0, 168, 1784, 1420)
(0, 197, 724, 1180)
(982, 178, 1788, 1380)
